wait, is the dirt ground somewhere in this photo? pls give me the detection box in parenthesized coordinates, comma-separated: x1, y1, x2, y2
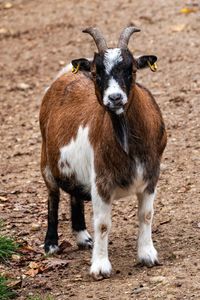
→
(0, 0, 200, 299)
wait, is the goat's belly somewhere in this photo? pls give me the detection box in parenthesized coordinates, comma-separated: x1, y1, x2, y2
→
(113, 176, 148, 200)
(58, 126, 93, 190)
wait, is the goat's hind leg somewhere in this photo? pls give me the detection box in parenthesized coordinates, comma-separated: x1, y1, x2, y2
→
(44, 188, 60, 254)
(137, 190, 159, 266)
(71, 196, 93, 249)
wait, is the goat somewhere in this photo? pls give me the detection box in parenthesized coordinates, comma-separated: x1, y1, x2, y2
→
(39, 27, 167, 280)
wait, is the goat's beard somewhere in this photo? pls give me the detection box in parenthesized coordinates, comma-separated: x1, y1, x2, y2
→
(109, 112, 129, 154)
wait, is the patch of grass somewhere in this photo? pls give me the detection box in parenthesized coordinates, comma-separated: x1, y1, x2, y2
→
(28, 295, 54, 300)
(0, 276, 16, 300)
(0, 236, 18, 262)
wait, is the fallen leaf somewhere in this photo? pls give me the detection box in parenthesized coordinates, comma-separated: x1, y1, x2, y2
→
(7, 279, 22, 289)
(25, 268, 39, 277)
(43, 257, 69, 271)
(180, 7, 198, 14)
(19, 244, 38, 254)
(29, 261, 40, 269)
(57, 240, 72, 254)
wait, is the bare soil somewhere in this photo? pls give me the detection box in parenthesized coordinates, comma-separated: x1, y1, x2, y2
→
(0, 0, 200, 299)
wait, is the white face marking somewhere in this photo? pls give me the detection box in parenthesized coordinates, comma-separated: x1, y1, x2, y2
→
(59, 126, 92, 190)
(43, 165, 57, 189)
(104, 48, 122, 75)
(103, 77, 127, 107)
(137, 191, 158, 265)
(90, 169, 112, 279)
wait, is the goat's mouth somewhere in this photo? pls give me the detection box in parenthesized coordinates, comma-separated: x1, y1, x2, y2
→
(105, 99, 125, 115)
(108, 105, 124, 115)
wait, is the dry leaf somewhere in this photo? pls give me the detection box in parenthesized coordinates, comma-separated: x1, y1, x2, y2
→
(57, 240, 72, 254)
(25, 268, 39, 277)
(29, 261, 40, 269)
(43, 258, 69, 271)
(7, 279, 22, 289)
(180, 7, 198, 14)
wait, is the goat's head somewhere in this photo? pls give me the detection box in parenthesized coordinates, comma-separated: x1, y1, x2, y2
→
(72, 27, 157, 115)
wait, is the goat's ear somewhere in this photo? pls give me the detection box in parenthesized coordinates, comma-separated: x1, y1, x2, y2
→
(71, 58, 91, 72)
(136, 55, 157, 70)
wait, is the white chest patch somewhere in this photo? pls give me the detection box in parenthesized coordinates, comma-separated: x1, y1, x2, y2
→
(113, 160, 148, 200)
(104, 48, 123, 74)
(58, 126, 93, 190)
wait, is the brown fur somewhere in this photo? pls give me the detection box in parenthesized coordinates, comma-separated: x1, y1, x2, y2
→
(40, 71, 167, 200)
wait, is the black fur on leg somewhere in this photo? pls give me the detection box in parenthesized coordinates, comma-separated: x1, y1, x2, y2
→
(44, 189, 60, 253)
(70, 196, 86, 232)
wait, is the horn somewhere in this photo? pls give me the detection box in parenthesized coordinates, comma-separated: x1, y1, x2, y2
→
(118, 26, 141, 49)
(82, 27, 108, 52)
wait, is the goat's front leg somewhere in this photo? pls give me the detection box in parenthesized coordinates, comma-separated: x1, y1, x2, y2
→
(137, 190, 159, 266)
(90, 184, 112, 280)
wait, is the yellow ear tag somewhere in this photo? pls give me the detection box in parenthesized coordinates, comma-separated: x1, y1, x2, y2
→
(72, 64, 80, 74)
(147, 61, 157, 72)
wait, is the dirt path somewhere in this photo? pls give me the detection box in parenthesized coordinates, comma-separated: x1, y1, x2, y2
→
(0, 0, 200, 299)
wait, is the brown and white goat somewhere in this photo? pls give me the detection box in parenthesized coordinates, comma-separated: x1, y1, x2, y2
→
(39, 27, 167, 280)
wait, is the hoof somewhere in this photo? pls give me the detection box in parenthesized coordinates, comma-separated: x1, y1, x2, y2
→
(137, 244, 159, 267)
(75, 230, 93, 249)
(90, 258, 112, 280)
(45, 244, 59, 255)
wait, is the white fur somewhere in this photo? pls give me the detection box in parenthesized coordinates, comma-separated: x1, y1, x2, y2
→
(115, 107, 124, 115)
(104, 48, 122, 75)
(55, 63, 73, 80)
(137, 191, 158, 264)
(43, 165, 57, 189)
(113, 160, 148, 200)
(75, 230, 93, 247)
(58, 126, 92, 190)
(48, 245, 59, 254)
(103, 77, 127, 107)
(90, 172, 112, 278)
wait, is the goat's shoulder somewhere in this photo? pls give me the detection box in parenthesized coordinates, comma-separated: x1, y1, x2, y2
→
(132, 82, 167, 155)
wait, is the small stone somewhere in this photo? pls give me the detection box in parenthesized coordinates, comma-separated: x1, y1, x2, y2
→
(17, 83, 31, 90)
(132, 286, 149, 294)
(11, 254, 21, 262)
(31, 223, 41, 231)
(4, 2, 13, 9)
(59, 60, 65, 66)
(149, 276, 166, 284)
(0, 28, 8, 35)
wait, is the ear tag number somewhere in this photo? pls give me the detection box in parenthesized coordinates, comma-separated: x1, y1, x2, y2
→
(147, 61, 157, 72)
(72, 64, 80, 74)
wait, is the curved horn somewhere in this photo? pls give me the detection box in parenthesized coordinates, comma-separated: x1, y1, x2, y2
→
(118, 26, 141, 49)
(82, 27, 108, 52)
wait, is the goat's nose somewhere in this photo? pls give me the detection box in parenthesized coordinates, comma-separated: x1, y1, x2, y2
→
(108, 93, 122, 104)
